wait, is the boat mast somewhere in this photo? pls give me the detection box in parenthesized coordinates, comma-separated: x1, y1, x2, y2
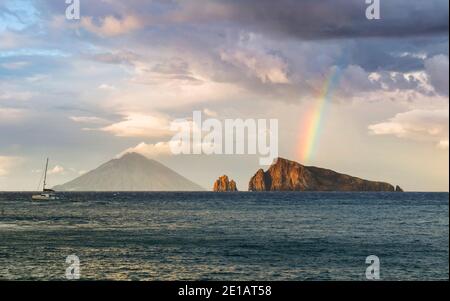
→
(43, 158, 49, 191)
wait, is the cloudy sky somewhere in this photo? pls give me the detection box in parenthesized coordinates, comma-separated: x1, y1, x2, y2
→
(0, 0, 448, 191)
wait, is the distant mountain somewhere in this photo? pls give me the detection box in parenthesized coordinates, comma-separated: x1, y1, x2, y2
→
(249, 157, 403, 192)
(54, 153, 204, 191)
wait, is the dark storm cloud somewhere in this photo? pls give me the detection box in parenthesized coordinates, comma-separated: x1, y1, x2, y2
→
(170, 0, 448, 40)
(342, 37, 447, 72)
(34, 0, 449, 40)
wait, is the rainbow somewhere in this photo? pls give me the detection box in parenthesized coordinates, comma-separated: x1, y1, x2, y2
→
(298, 66, 341, 164)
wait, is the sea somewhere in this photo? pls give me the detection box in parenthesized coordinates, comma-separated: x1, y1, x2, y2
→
(0, 192, 448, 281)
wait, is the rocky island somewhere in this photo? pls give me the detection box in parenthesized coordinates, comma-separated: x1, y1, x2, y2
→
(213, 175, 238, 192)
(249, 157, 403, 192)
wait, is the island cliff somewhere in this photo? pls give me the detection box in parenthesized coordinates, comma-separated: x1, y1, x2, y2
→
(249, 158, 403, 192)
(213, 175, 238, 192)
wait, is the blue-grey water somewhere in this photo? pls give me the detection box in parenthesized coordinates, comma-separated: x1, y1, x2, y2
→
(0, 192, 448, 281)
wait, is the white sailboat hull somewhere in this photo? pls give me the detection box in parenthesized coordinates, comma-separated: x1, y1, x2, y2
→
(32, 194, 58, 201)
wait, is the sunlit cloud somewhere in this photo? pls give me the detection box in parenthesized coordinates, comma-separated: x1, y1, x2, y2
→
(70, 116, 109, 124)
(98, 84, 116, 91)
(47, 165, 65, 175)
(119, 142, 173, 159)
(99, 113, 173, 138)
(80, 15, 142, 37)
(369, 109, 449, 149)
(220, 48, 290, 84)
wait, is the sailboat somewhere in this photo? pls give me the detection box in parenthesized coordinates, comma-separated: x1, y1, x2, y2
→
(32, 158, 58, 201)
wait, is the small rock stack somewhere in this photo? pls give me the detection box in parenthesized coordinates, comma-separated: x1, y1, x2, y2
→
(213, 175, 238, 192)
